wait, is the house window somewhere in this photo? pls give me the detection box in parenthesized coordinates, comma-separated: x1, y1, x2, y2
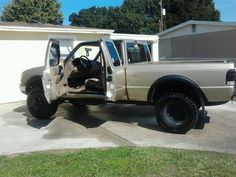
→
(192, 24, 196, 33)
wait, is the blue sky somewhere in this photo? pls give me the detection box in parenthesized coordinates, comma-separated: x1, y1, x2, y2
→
(59, 0, 123, 24)
(213, 0, 236, 22)
(0, 0, 235, 25)
(60, 0, 236, 24)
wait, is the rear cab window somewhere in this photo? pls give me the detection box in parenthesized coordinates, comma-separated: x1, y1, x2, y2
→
(127, 42, 151, 64)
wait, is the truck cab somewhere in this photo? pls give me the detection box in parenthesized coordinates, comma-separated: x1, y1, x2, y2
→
(42, 38, 152, 104)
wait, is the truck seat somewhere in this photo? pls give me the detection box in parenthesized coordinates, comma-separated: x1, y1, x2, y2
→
(85, 78, 103, 91)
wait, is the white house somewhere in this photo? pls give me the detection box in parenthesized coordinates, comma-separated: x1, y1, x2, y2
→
(0, 22, 159, 103)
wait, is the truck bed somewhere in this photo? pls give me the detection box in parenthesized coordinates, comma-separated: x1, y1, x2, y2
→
(158, 58, 231, 64)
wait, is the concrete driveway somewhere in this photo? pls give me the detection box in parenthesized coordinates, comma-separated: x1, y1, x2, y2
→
(0, 101, 235, 155)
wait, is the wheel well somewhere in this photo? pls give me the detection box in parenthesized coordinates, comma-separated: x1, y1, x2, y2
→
(25, 76, 43, 94)
(148, 77, 207, 108)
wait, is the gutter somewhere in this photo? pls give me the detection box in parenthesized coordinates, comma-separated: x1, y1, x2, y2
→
(0, 26, 114, 35)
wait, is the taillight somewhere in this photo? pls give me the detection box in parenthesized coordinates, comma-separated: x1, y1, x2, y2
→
(226, 69, 236, 86)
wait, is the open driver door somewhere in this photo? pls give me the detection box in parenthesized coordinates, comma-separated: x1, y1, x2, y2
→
(42, 39, 61, 103)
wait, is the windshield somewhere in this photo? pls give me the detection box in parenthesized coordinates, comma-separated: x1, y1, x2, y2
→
(74, 45, 100, 60)
(64, 41, 100, 63)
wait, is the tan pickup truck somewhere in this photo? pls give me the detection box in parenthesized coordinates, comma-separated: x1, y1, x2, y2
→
(20, 39, 235, 133)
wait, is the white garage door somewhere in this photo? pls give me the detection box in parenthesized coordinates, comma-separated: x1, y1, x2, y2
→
(0, 39, 48, 103)
(0, 36, 75, 103)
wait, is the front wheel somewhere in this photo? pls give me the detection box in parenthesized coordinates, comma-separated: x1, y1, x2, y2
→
(155, 92, 198, 134)
(27, 88, 58, 119)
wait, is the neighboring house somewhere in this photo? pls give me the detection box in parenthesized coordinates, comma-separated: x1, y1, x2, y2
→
(158, 20, 236, 65)
(0, 22, 159, 103)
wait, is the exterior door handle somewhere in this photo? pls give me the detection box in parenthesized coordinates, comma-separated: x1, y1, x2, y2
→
(107, 76, 112, 82)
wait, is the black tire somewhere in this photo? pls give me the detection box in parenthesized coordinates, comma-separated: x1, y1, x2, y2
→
(155, 92, 198, 134)
(27, 88, 58, 119)
(194, 110, 206, 129)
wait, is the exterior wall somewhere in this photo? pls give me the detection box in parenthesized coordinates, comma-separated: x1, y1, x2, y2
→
(0, 31, 104, 103)
(159, 29, 236, 65)
(172, 29, 236, 59)
(159, 38, 172, 58)
(196, 24, 236, 34)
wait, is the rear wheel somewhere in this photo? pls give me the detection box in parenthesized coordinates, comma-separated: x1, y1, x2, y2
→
(155, 92, 198, 134)
(27, 88, 58, 119)
(194, 109, 207, 129)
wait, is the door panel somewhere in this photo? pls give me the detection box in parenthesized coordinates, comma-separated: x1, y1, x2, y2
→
(42, 40, 61, 103)
(125, 41, 152, 101)
(101, 39, 127, 101)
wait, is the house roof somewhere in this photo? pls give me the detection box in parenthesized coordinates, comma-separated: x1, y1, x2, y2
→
(158, 20, 236, 37)
(0, 22, 114, 34)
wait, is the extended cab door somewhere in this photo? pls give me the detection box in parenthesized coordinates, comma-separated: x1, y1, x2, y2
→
(100, 39, 127, 101)
(42, 40, 61, 103)
(125, 41, 152, 101)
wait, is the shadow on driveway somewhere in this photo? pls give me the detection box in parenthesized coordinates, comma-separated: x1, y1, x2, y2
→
(13, 105, 53, 129)
(13, 103, 162, 132)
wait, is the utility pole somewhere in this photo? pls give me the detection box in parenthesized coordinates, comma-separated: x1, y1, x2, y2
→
(159, 0, 163, 32)
(159, 0, 166, 32)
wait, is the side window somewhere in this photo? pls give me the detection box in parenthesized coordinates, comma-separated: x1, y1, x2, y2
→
(113, 41, 124, 65)
(49, 43, 60, 66)
(106, 41, 120, 67)
(127, 42, 151, 64)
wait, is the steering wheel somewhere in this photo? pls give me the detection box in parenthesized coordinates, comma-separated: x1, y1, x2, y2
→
(80, 55, 91, 70)
(72, 55, 91, 71)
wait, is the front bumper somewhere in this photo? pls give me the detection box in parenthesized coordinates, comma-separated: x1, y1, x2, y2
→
(19, 84, 26, 94)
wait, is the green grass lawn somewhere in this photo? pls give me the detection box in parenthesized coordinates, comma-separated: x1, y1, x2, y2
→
(0, 147, 235, 177)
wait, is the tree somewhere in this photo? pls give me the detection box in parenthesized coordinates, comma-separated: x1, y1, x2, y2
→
(121, 0, 161, 34)
(1, 0, 63, 25)
(163, 0, 220, 28)
(69, 6, 121, 30)
(69, 0, 220, 34)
